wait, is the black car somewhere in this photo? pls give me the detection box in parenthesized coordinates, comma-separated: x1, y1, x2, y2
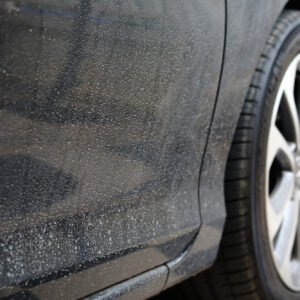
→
(1, 0, 300, 299)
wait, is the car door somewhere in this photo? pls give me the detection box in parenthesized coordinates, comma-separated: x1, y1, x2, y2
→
(0, 0, 225, 298)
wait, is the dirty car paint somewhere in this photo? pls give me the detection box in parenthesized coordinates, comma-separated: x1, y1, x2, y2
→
(0, 0, 224, 298)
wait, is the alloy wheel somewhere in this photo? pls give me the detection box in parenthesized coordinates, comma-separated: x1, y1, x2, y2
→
(266, 54, 300, 291)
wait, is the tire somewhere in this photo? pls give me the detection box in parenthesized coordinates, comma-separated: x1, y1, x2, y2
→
(153, 9, 300, 300)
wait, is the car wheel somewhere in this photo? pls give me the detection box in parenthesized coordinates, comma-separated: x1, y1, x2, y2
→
(203, 9, 300, 300)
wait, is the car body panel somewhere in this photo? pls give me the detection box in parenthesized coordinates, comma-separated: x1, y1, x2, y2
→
(0, 0, 224, 298)
(86, 266, 168, 300)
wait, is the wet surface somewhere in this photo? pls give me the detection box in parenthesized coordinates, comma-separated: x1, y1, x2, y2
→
(0, 0, 224, 298)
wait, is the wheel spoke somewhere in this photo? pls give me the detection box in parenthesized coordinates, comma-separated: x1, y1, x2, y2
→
(283, 56, 298, 99)
(282, 58, 300, 149)
(267, 125, 295, 171)
(267, 171, 295, 239)
(275, 199, 299, 283)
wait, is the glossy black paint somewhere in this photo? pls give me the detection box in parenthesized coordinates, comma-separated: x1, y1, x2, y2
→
(0, 0, 224, 298)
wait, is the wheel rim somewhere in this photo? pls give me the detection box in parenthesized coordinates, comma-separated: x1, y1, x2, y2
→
(266, 54, 300, 291)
